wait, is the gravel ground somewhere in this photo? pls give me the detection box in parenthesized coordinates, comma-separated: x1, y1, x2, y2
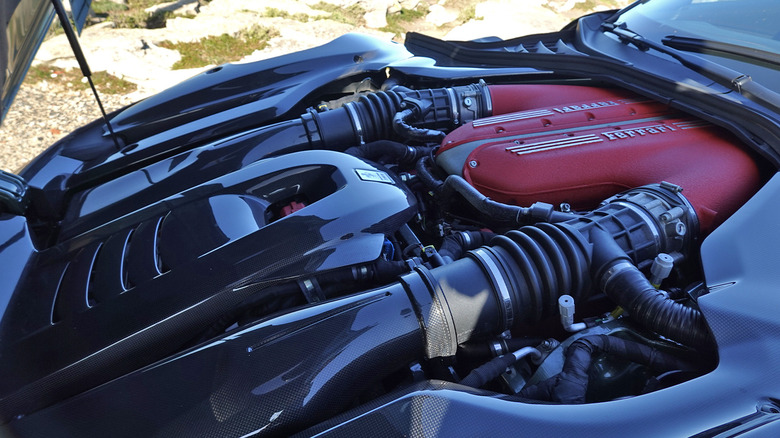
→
(0, 0, 629, 173)
(0, 82, 135, 172)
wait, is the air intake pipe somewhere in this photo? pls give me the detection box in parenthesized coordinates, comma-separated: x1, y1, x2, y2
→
(302, 81, 493, 147)
(416, 182, 706, 349)
(205, 83, 494, 167)
(72, 183, 704, 437)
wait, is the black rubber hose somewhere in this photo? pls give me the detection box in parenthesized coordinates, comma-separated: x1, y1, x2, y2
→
(439, 174, 527, 224)
(415, 162, 577, 226)
(415, 155, 445, 192)
(460, 347, 541, 388)
(607, 267, 713, 348)
(438, 230, 496, 261)
(344, 140, 433, 165)
(309, 83, 493, 152)
(518, 335, 698, 403)
(590, 228, 714, 349)
(458, 337, 544, 359)
(315, 89, 446, 147)
(392, 108, 447, 142)
(436, 186, 700, 339)
(323, 259, 410, 285)
(430, 219, 593, 340)
(356, 91, 402, 141)
(459, 353, 519, 388)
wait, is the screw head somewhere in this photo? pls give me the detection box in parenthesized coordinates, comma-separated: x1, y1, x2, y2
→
(464, 97, 473, 107)
(468, 160, 478, 168)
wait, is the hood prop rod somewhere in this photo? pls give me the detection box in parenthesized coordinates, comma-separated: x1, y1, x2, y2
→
(50, 0, 122, 150)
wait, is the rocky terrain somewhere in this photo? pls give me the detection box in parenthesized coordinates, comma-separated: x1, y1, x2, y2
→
(0, 0, 631, 172)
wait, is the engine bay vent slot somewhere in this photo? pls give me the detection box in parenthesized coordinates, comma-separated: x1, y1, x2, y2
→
(123, 216, 166, 288)
(89, 231, 134, 302)
(51, 242, 102, 322)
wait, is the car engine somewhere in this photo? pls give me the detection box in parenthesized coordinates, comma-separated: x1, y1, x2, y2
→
(2, 77, 765, 436)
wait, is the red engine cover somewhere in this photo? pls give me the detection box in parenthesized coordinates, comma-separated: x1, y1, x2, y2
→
(436, 85, 760, 232)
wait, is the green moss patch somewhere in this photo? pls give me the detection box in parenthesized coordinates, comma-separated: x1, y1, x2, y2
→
(158, 25, 280, 70)
(261, 7, 311, 22)
(93, 0, 175, 29)
(25, 64, 137, 94)
(380, 6, 429, 38)
(310, 2, 366, 26)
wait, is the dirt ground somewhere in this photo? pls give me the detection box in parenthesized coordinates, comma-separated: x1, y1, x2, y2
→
(0, 0, 631, 172)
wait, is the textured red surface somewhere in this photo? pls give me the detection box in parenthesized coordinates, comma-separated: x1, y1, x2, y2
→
(437, 85, 760, 232)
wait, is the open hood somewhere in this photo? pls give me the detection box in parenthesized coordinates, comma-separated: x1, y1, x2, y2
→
(0, 0, 91, 124)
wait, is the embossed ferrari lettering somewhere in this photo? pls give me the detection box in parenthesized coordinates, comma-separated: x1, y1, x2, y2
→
(552, 101, 620, 113)
(602, 124, 676, 140)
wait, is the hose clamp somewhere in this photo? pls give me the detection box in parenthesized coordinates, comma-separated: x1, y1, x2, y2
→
(472, 247, 514, 331)
(599, 260, 635, 292)
(610, 200, 663, 252)
(479, 79, 493, 116)
(491, 341, 504, 357)
(344, 102, 365, 145)
(446, 87, 460, 125)
(460, 231, 472, 248)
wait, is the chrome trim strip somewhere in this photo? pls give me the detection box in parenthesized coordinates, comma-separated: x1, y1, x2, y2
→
(473, 109, 556, 127)
(506, 134, 604, 155)
(673, 120, 710, 129)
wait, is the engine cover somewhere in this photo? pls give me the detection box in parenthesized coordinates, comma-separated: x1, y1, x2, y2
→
(0, 150, 417, 416)
(436, 85, 760, 232)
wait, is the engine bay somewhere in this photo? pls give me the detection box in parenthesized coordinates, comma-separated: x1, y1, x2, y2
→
(318, 82, 757, 401)
(233, 80, 762, 424)
(3, 76, 770, 435)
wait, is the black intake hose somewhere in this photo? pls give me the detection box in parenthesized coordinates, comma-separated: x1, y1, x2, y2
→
(438, 230, 496, 262)
(392, 107, 446, 142)
(427, 183, 709, 347)
(214, 83, 491, 168)
(590, 228, 712, 347)
(458, 337, 544, 359)
(344, 140, 433, 165)
(518, 335, 698, 403)
(459, 347, 542, 388)
(416, 157, 579, 225)
(607, 265, 712, 347)
(305, 83, 492, 148)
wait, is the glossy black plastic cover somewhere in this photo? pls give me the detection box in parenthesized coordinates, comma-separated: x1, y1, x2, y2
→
(0, 150, 417, 421)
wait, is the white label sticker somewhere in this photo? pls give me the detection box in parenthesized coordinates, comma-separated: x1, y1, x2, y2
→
(355, 169, 394, 184)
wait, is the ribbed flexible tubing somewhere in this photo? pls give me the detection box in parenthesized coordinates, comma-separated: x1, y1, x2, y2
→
(604, 265, 712, 348)
(354, 90, 403, 142)
(488, 222, 592, 323)
(479, 221, 712, 348)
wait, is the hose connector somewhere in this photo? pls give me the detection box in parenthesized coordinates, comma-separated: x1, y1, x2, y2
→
(558, 295, 587, 332)
(650, 253, 675, 288)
